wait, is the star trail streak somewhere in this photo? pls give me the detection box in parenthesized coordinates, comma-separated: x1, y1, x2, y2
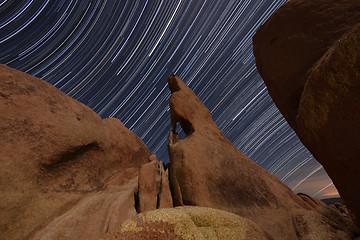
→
(0, 0, 338, 198)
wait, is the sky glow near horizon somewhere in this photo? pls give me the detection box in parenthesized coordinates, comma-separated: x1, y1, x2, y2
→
(0, 0, 339, 199)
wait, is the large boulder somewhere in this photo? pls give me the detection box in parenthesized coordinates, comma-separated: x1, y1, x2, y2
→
(253, 0, 360, 226)
(0, 64, 152, 239)
(166, 74, 359, 239)
(107, 206, 273, 240)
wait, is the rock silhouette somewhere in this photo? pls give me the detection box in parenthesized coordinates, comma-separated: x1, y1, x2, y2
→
(253, 0, 360, 226)
(167, 74, 359, 239)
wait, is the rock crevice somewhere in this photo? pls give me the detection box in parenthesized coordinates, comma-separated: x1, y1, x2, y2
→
(137, 155, 173, 213)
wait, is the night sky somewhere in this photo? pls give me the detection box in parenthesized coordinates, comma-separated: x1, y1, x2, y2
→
(0, 0, 339, 199)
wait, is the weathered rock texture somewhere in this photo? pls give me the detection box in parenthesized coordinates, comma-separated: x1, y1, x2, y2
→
(138, 155, 173, 212)
(295, 193, 358, 240)
(167, 74, 359, 239)
(297, 193, 327, 209)
(158, 161, 174, 209)
(31, 176, 139, 240)
(253, 0, 360, 226)
(107, 206, 273, 240)
(0, 64, 154, 240)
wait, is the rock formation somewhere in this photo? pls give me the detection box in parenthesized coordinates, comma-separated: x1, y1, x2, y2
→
(297, 193, 327, 209)
(1, 59, 359, 239)
(138, 155, 162, 212)
(107, 206, 273, 240)
(295, 193, 358, 240)
(253, 0, 360, 226)
(138, 154, 173, 212)
(0, 64, 170, 240)
(167, 74, 359, 239)
(30, 176, 139, 240)
(158, 161, 174, 209)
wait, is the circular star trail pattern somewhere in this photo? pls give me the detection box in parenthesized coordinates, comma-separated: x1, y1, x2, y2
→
(0, 0, 338, 198)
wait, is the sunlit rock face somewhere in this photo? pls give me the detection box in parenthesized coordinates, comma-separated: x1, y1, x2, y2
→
(166, 74, 359, 239)
(253, 0, 360, 226)
(0, 64, 152, 240)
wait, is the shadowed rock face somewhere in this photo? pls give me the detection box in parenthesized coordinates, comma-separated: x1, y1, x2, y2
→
(253, 0, 360, 226)
(138, 155, 173, 212)
(295, 194, 359, 240)
(253, 0, 360, 130)
(166, 74, 360, 239)
(0, 64, 152, 240)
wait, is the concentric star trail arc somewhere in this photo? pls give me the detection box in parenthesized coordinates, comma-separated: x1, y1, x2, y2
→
(0, 0, 339, 199)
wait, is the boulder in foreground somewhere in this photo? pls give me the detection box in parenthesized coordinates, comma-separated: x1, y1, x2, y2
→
(253, 0, 360, 226)
(107, 206, 273, 240)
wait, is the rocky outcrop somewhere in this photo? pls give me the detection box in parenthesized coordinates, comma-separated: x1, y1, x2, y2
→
(293, 206, 358, 240)
(0, 64, 153, 240)
(167, 74, 359, 239)
(32, 153, 174, 240)
(158, 162, 174, 209)
(1, 58, 359, 239)
(297, 193, 327, 209)
(138, 155, 173, 212)
(253, 0, 360, 226)
(138, 155, 162, 212)
(295, 193, 358, 240)
(107, 206, 273, 240)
